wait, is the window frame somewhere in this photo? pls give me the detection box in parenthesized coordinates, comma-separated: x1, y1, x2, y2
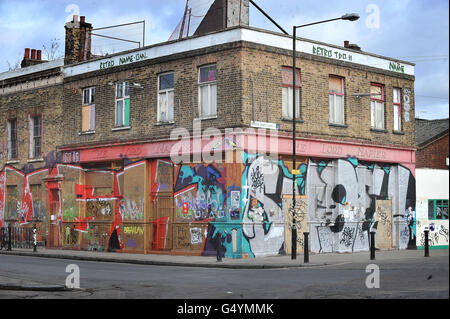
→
(370, 83, 385, 130)
(198, 64, 217, 119)
(29, 115, 42, 159)
(281, 66, 302, 121)
(157, 72, 175, 123)
(82, 87, 96, 132)
(393, 87, 402, 132)
(328, 75, 345, 125)
(115, 82, 130, 128)
(428, 199, 449, 220)
(7, 118, 18, 160)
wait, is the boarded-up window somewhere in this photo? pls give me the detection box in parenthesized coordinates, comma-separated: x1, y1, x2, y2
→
(82, 87, 95, 132)
(281, 67, 301, 120)
(7, 119, 18, 160)
(370, 83, 385, 129)
(158, 73, 174, 123)
(198, 65, 217, 118)
(29, 115, 42, 159)
(116, 82, 130, 127)
(329, 76, 345, 125)
(393, 87, 402, 131)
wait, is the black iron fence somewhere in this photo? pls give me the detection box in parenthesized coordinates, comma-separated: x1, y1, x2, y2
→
(0, 225, 35, 250)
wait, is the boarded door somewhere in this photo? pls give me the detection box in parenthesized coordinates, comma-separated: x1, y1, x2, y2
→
(376, 199, 393, 249)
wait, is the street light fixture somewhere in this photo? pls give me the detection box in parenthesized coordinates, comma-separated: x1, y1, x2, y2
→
(291, 13, 360, 261)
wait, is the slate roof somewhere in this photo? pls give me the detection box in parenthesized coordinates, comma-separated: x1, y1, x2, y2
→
(415, 118, 449, 147)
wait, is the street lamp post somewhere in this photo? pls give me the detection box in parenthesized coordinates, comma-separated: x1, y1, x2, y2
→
(291, 13, 359, 261)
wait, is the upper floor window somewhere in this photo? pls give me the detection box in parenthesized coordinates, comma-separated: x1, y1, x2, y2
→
(428, 199, 449, 220)
(7, 118, 18, 160)
(393, 87, 402, 131)
(370, 83, 385, 130)
(329, 76, 345, 125)
(198, 65, 217, 118)
(115, 82, 130, 127)
(158, 73, 174, 123)
(82, 87, 96, 132)
(281, 66, 301, 120)
(29, 115, 42, 159)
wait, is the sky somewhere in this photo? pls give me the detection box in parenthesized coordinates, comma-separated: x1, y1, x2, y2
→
(0, 0, 448, 120)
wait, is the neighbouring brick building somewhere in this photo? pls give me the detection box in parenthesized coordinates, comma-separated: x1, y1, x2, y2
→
(1, 0, 419, 257)
(415, 118, 449, 250)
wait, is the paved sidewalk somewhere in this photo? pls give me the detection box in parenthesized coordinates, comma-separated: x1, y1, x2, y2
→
(1, 246, 447, 269)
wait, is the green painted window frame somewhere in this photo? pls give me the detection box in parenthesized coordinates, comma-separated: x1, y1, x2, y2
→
(115, 82, 130, 127)
(428, 199, 449, 220)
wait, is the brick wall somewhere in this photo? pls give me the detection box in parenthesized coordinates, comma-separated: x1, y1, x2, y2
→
(0, 82, 63, 170)
(240, 42, 416, 148)
(416, 133, 449, 169)
(61, 42, 244, 148)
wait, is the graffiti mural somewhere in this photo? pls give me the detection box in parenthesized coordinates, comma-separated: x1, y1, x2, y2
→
(307, 158, 416, 253)
(416, 219, 449, 248)
(241, 153, 307, 257)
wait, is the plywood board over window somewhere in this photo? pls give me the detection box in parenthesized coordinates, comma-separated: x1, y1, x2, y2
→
(281, 66, 301, 120)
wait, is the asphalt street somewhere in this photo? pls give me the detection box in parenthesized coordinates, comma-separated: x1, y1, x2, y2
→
(0, 251, 448, 299)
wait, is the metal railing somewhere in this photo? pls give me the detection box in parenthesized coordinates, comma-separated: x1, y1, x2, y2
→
(0, 225, 35, 250)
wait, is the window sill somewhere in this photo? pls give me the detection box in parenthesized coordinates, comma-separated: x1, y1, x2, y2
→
(329, 123, 348, 129)
(28, 158, 43, 163)
(79, 130, 96, 136)
(6, 160, 19, 164)
(111, 126, 132, 132)
(281, 118, 304, 123)
(154, 121, 175, 126)
(393, 130, 405, 135)
(370, 128, 388, 134)
(195, 116, 218, 121)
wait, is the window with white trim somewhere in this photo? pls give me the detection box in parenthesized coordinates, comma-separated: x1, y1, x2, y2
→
(82, 87, 96, 132)
(158, 73, 174, 123)
(370, 83, 385, 129)
(29, 115, 42, 159)
(198, 65, 217, 118)
(393, 87, 402, 131)
(115, 82, 130, 127)
(7, 118, 18, 160)
(281, 66, 301, 120)
(329, 76, 345, 125)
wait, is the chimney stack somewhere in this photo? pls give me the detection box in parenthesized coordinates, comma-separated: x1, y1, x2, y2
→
(21, 47, 46, 68)
(24, 48, 30, 59)
(64, 15, 93, 65)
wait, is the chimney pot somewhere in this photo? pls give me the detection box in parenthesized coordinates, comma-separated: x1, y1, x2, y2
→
(80, 16, 85, 23)
(24, 48, 31, 59)
(73, 15, 79, 22)
(344, 41, 349, 48)
(37, 50, 42, 60)
(31, 49, 36, 60)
